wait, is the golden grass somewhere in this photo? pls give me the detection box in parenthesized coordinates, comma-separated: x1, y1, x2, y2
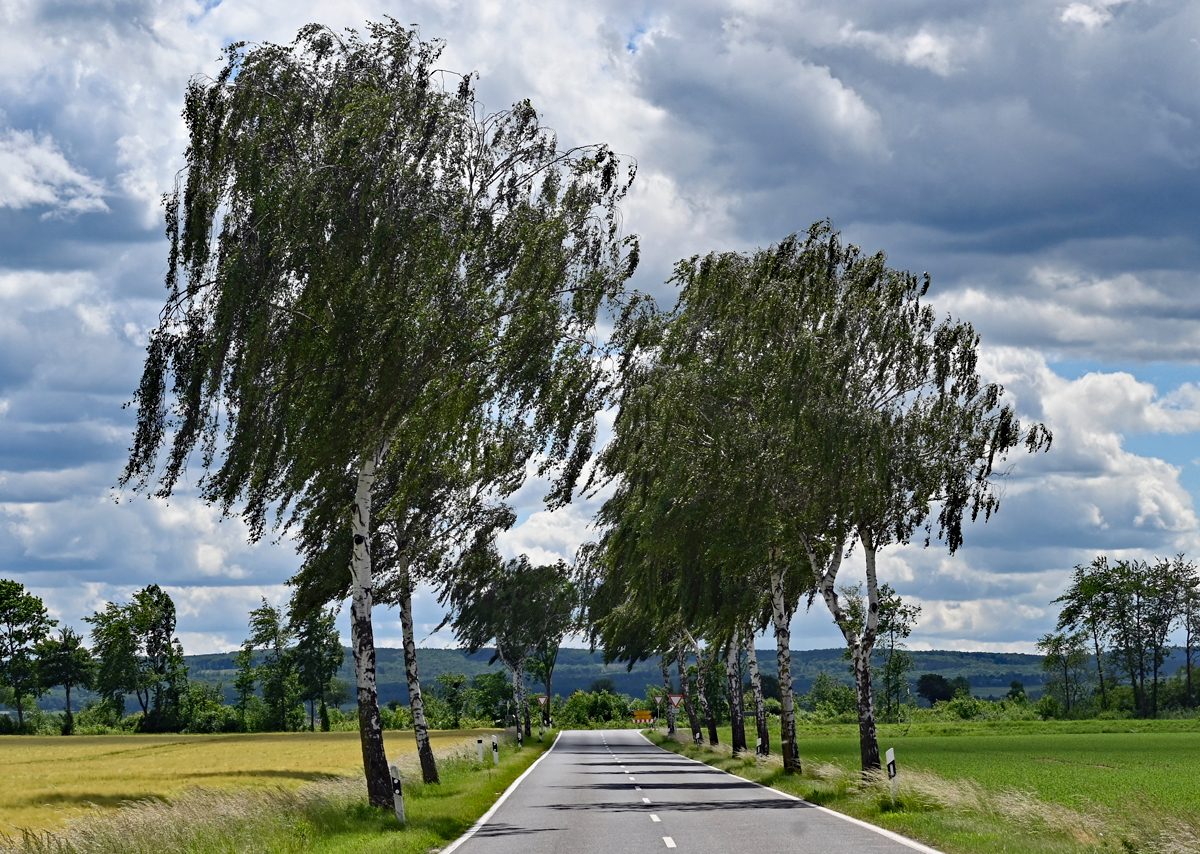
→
(0, 729, 499, 835)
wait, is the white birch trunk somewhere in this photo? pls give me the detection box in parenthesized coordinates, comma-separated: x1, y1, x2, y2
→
(769, 564, 799, 772)
(806, 531, 881, 772)
(684, 629, 718, 745)
(399, 573, 439, 784)
(675, 644, 702, 743)
(349, 453, 392, 807)
(745, 632, 769, 755)
(725, 629, 747, 754)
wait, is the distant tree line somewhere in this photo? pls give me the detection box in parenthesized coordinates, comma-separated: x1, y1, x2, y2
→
(1040, 554, 1199, 718)
(0, 576, 580, 737)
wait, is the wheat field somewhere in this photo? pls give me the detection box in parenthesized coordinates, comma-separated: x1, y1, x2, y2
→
(0, 729, 497, 835)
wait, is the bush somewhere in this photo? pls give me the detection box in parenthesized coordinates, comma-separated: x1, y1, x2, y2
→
(1035, 694, 1061, 719)
(801, 672, 857, 717)
(558, 690, 632, 727)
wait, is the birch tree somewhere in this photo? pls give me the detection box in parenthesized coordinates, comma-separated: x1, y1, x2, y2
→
(121, 22, 635, 804)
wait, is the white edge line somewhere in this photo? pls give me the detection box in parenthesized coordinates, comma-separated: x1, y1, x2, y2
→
(441, 731, 562, 854)
(636, 732, 945, 854)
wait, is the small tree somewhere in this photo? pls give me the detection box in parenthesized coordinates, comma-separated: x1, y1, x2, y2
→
(442, 549, 576, 740)
(1037, 631, 1090, 715)
(232, 644, 257, 731)
(0, 580, 55, 730)
(86, 585, 187, 731)
(35, 627, 95, 734)
(293, 607, 343, 731)
(916, 673, 953, 705)
(434, 672, 468, 728)
(246, 600, 301, 732)
(874, 584, 920, 722)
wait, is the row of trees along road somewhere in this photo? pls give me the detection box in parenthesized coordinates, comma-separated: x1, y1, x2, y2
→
(120, 22, 637, 806)
(581, 229, 1052, 773)
(1045, 554, 1199, 717)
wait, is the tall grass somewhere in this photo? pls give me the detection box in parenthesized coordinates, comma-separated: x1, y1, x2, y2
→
(2, 735, 540, 854)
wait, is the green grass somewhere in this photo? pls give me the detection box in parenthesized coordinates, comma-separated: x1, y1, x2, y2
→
(2, 732, 553, 854)
(649, 721, 1200, 854)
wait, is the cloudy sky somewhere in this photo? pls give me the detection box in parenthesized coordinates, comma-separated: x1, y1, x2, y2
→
(2, 0, 1199, 656)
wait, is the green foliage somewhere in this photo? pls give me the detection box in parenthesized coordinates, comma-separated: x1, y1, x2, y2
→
(293, 607, 343, 731)
(558, 689, 632, 727)
(246, 599, 304, 732)
(801, 672, 857, 717)
(84, 584, 188, 731)
(916, 673, 954, 705)
(34, 627, 94, 733)
(433, 672, 469, 728)
(0, 579, 55, 730)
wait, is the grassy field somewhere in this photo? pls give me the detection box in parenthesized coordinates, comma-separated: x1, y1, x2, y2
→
(0, 728, 512, 836)
(651, 719, 1200, 854)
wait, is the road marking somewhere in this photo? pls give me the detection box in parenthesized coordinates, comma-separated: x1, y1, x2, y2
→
(651, 814, 660, 822)
(664, 837, 676, 848)
(642, 797, 651, 804)
(628, 776, 636, 781)
(635, 786, 642, 790)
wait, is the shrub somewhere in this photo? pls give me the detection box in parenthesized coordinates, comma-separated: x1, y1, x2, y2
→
(558, 690, 632, 727)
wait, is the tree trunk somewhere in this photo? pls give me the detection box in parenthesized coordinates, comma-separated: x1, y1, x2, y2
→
(745, 634, 768, 755)
(1091, 625, 1107, 711)
(349, 454, 393, 808)
(769, 566, 799, 772)
(810, 532, 882, 773)
(851, 641, 881, 771)
(14, 692, 24, 730)
(685, 630, 718, 745)
(399, 576, 439, 784)
(676, 645, 702, 743)
(521, 669, 531, 738)
(543, 673, 552, 726)
(725, 630, 747, 754)
(1187, 616, 1194, 708)
(661, 658, 676, 735)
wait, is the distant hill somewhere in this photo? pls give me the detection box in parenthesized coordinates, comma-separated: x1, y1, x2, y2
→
(180, 646, 1056, 706)
(36, 645, 1189, 712)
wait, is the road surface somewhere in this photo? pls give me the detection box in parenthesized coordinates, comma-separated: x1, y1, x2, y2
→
(445, 729, 940, 853)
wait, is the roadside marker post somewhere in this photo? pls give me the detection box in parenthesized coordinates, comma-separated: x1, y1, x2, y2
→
(388, 763, 406, 825)
(492, 735, 500, 766)
(755, 737, 761, 766)
(517, 728, 523, 749)
(477, 738, 484, 762)
(886, 748, 897, 805)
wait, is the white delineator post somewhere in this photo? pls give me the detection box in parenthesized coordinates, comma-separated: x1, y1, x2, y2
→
(886, 747, 897, 805)
(492, 735, 499, 766)
(389, 763, 405, 824)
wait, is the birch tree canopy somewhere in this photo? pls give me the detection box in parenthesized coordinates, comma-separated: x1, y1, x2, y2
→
(120, 19, 637, 805)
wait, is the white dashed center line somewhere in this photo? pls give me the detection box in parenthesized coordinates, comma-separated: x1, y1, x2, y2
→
(642, 797, 651, 804)
(664, 837, 676, 848)
(650, 814, 660, 822)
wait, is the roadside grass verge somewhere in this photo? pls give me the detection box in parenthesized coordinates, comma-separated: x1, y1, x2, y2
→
(1, 732, 553, 854)
(647, 728, 1200, 854)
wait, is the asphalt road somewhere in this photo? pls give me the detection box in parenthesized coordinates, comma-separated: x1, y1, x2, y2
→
(445, 729, 941, 854)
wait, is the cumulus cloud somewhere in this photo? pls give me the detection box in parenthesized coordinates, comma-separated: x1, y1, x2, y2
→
(0, 127, 107, 217)
(1, 0, 1199, 656)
